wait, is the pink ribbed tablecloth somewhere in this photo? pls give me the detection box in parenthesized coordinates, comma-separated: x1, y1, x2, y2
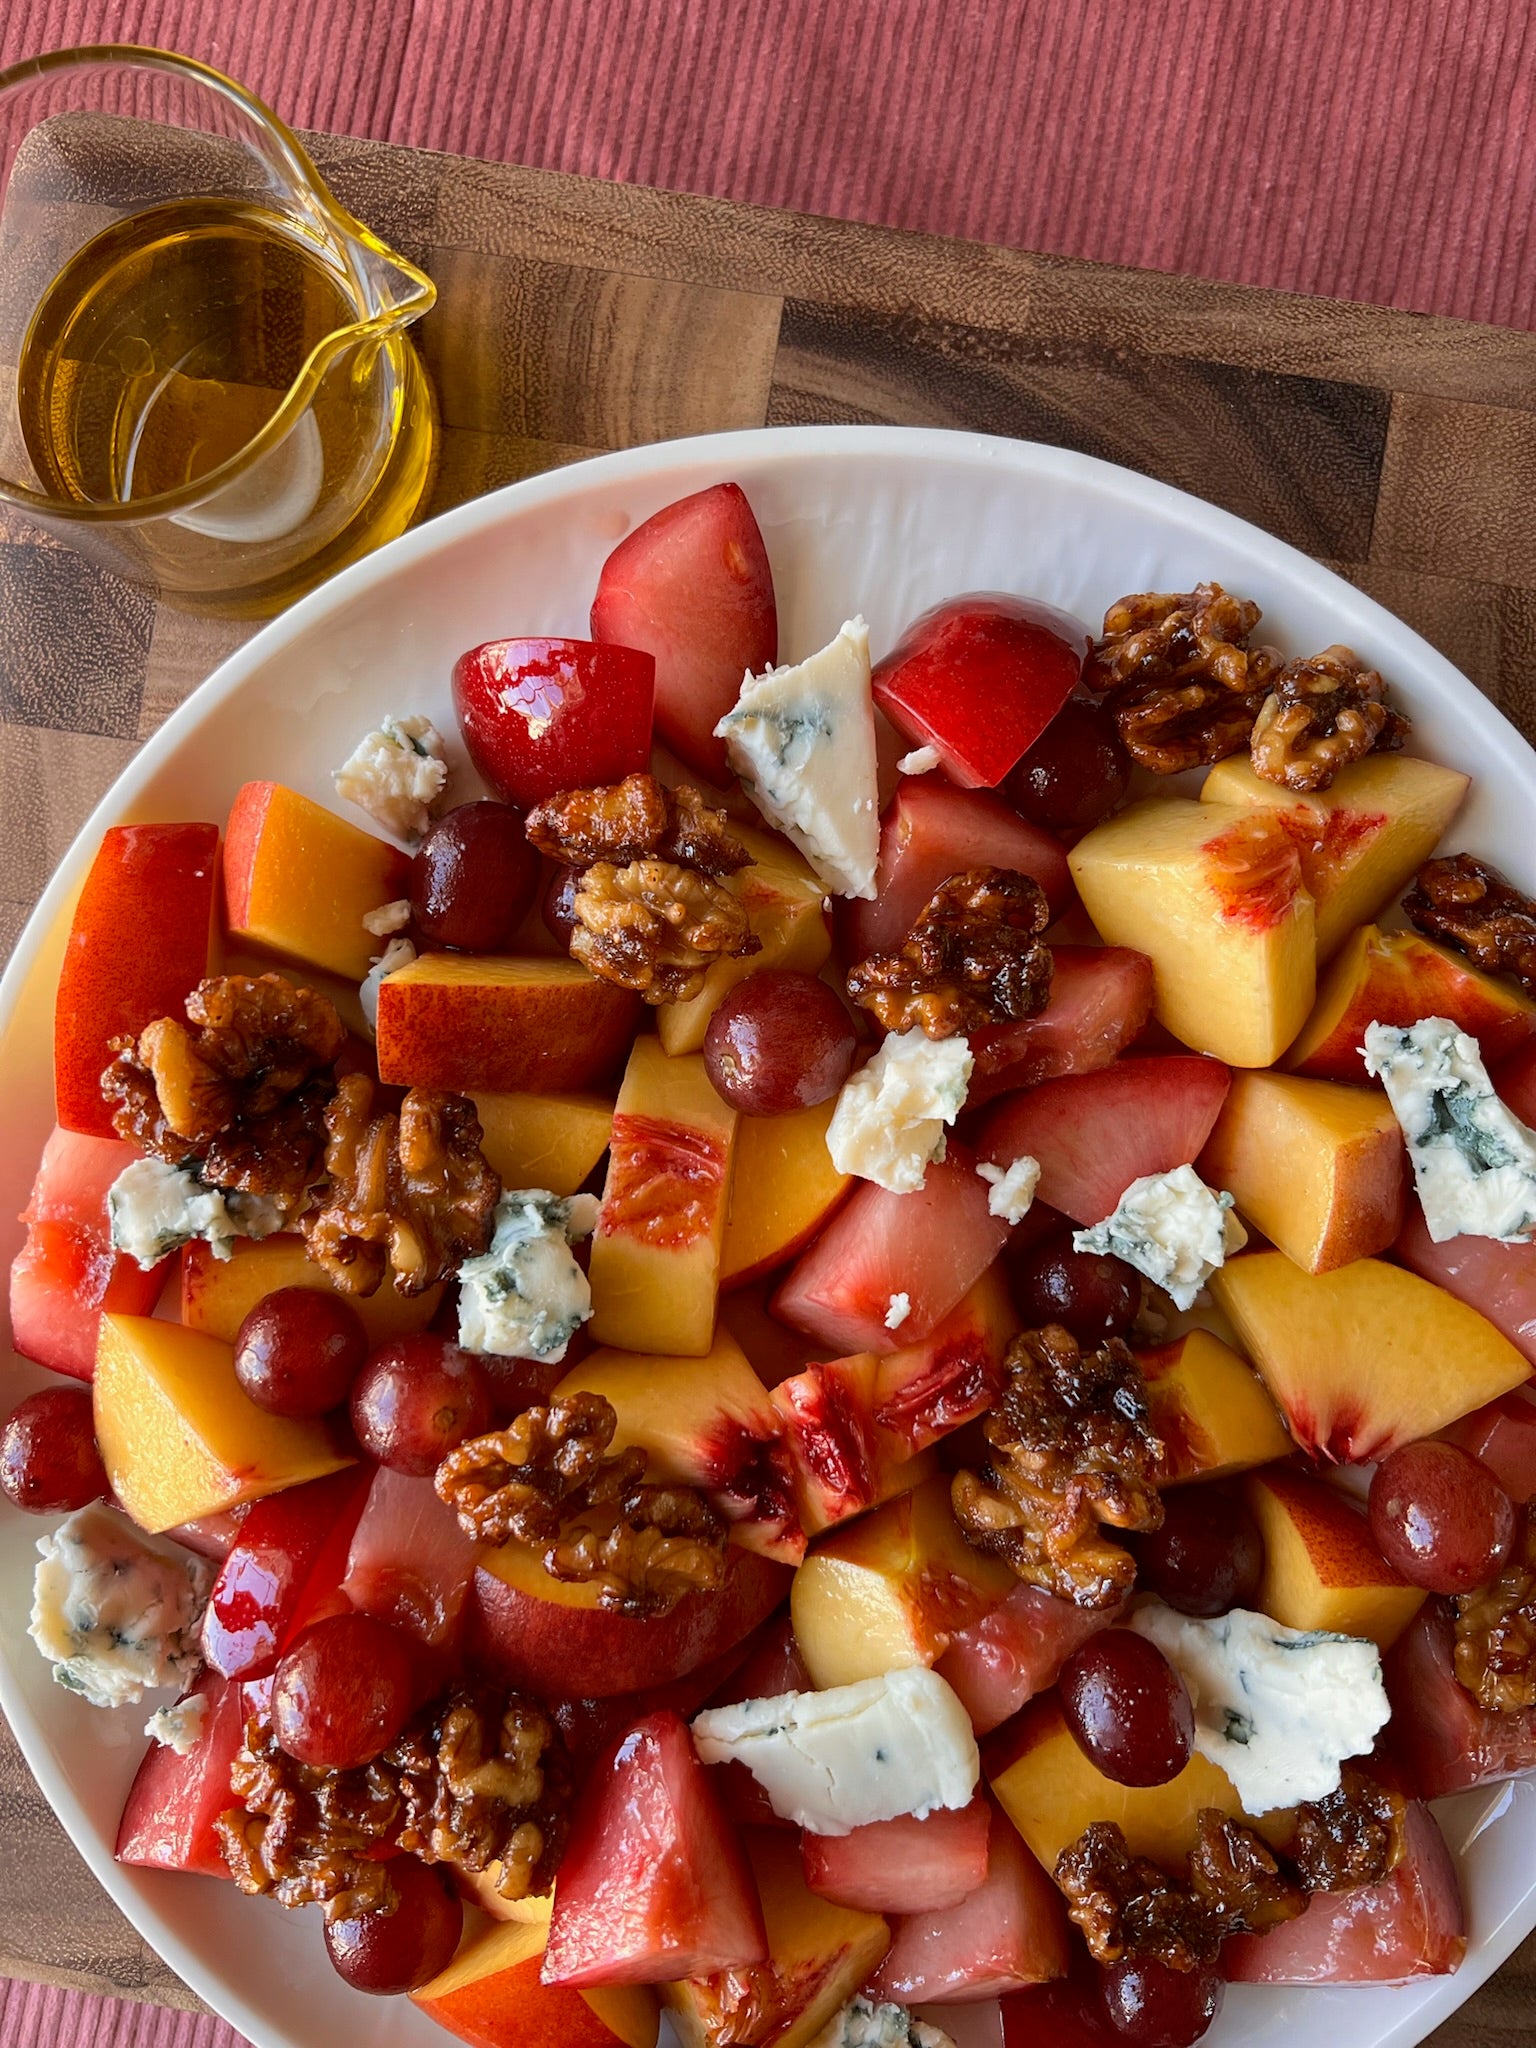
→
(2, 1, 1535, 2043)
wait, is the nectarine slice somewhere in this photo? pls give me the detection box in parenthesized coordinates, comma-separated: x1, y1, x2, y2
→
(94, 1313, 352, 1533)
(1286, 923, 1536, 1085)
(1209, 1251, 1530, 1463)
(871, 1265, 1017, 1457)
(658, 824, 831, 1057)
(589, 1039, 738, 1356)
(1068, 798, 1316, 1067)
(377, 954, 640, 1094)
(1138, 1328, 1292, 1483)
(988, 1694, 1282, 1877)
(412, 1910, 660, 2048)
(55, 822, 219, 1139)
(1199, 752, 1469, 960)
(720, 1095, 854, 1290)
(1245, 1465, 1424, 1649)
(663, 1829, 889, 2048)
(224, 781, 408, 981)
(790, 1473, 1013, 1688)
(556, 1330, 803, 1561)
(1198, 1070, 1408, 1274)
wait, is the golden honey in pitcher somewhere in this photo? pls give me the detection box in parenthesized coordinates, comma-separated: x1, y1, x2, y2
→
(14, 196, 437, 615)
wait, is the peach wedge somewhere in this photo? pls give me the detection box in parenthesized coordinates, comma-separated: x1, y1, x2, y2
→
(223, 780, 408, 981)
(1286, 923, 1536, 1085)
(94, 1314, 352, 1532)
(720, 1095, 853, 1290)
(181, 1235, 442, 1347)
(658, 823, 831, 1057)
(790, 1472, 1013, 1688)
(1199, 752, 1468, 960)
(1137, 1328, 1293, 1483)
(589, 1039, 738, 1356)
(1246, 1465, 1424, 1649)
(1209, 1252, 1530, 1463)
(1198, 1070, 1408, 1273)
(1068, 798, 1315, 1067)
(665, 1830, 889, 2048)
(470, 1090, 614, 1198)
(412, 1911, 659, 2048)
(989, 1695, 1282, 1877)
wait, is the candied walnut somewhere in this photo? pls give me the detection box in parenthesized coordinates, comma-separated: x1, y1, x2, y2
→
(1454, 1498, 1536, 1712)
(217, 1685, 569, 1921)
(1083, 582, 1284, 774)
(102, 973, 345, 1206)
(527, 772, 750, 875)
(1056, 1822, 1221, 1971)
(571, 857, 760, 1004)
(302, 1071, 497, 1296)
(1188, 1810, 1304, 1933)
(435, 1396, 729, 1617)
(846, 866, 1054, 1039)
(950, 1324, 1164, 1608)
(1249, 645, 1410, 793)
(1291, 1765, 1407, 1893)
(1405, 852, 1536, 1001)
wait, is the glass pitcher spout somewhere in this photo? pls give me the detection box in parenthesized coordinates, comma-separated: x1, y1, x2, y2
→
(0, 44, 441, 615)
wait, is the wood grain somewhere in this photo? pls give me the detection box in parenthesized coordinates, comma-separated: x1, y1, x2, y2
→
(3, 120, 1536, 2045)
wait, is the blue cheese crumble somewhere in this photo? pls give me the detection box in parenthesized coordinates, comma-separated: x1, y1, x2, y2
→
(826, 1029, 973, 1194)
(691, 1666, 979, 1835)
(146, 1691, 209, 1755)
(807, 1998, 955, 2048)
(1363, 1016, 1536, 1243)
(458, 1190, 601, 1361)
(1130, 1601, 1390, 1813)
(1072, 1163, 1246, 1311)
(978, 1153, 1041, 1224)
(359, 934, 417, 1034)
(30, 1505, 211, 1710)
(334, 713, 449, 841)
(714, 618, 881, 899)
(108, 1158, 286, 1268)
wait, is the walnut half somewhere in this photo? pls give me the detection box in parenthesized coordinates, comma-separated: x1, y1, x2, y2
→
(1405, 852, 1536, 1002)
(1083, 583, 1283, 774)
(435, 1396, 729, 1617)
(218, 1685, 570, 1920)
(950, 1324, 1164, 1607)
(1249, 645, 1410, 793)
(846, 866, 1053, 1039)
(527, 774, 761, 1003)
(101, 972, 345, 1210)
(1454, 1497, 1536, 1713)
(302, 1071, 498, 1296)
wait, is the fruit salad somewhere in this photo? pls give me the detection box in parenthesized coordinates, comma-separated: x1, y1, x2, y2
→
(8, 481, 1536, 2048)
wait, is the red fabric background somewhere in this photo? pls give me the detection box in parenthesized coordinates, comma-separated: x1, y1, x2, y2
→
(0, 0, 1534, 326)
(1, 1, 1532, 2043)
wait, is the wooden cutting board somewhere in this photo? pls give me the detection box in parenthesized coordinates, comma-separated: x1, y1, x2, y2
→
(2, 125, 1535, 2042)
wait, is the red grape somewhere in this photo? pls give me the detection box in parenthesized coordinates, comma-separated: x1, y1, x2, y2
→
(1101, 1958, 1222, 2045)
(1004, 695, 1131, 832)
(1059, 1629, 1194, 1787)
(1129, 1483, 1264, 1617)
(234, 1289, 368, 1418)
(1368, 1440, 1516, 1594)
(350, 1334, 495, 1476)
(323, 1855, 463, 1993)
(272, 1612, 419, 1768)
(1006, 1234, 1141, 1345)
(542, 864, 580, 947)
(703, 970, 857, 1116)
(409, 801, 539, 951)
(0, 1387, 108, 1513)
